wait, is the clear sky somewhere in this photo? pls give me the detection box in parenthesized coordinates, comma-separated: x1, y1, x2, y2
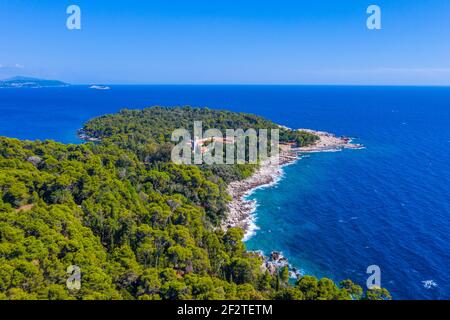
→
(1, 0, 449, 85)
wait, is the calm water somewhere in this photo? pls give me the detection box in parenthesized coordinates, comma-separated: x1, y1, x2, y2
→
(1, 85, 449, 299)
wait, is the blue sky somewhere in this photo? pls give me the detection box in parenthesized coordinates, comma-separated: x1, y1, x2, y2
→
(1, 0, 449, 85)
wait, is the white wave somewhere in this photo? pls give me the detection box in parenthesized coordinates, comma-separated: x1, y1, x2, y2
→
(243, 216, 260, 241)
(242, 198, 259, 241)
(243, 159, 295, 197)
(305, 148, 343, 153)
(422, 280, 438, 289)
(242, 160, 295, 241)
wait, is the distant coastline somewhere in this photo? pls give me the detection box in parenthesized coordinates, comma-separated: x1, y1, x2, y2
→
(0, 76, 69, 88)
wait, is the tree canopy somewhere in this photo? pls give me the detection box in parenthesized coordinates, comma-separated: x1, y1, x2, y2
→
(0, 107, 388, 300)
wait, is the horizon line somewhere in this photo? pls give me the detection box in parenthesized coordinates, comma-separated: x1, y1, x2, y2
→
(3, 76, 450, 87)
(70, 83, 450, 87)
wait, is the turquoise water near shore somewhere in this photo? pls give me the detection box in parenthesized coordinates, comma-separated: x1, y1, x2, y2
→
(1, 85, 449, 299)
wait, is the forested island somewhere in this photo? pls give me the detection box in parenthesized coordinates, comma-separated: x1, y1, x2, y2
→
(0, 106, 390, 300)
(0, 76, 69, 88)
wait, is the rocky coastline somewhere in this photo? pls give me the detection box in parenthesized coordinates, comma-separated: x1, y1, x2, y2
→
(222, 129, 363, 279)
(222, 129, 363, 237)
(77, 129, 101, 142)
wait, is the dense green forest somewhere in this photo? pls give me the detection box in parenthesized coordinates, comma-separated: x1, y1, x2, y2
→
(0, 107, 390, 300)
(81, 106, 319, 163)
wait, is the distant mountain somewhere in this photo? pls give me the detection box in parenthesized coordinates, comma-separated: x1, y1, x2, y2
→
(0, 76, 69, 88)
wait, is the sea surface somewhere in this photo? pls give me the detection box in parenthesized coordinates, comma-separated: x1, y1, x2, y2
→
(1, 85, 449, 299)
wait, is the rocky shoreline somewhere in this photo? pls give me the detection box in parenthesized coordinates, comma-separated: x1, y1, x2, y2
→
(257, 250, 303, 279)
(222, 129, 363, 237)
(77, 129, 101, 142)
(222, 129, 363, 279)
(221, 144, 299, 237)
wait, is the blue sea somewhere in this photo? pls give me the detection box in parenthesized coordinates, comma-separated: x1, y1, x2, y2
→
(1, 85, 449, 299)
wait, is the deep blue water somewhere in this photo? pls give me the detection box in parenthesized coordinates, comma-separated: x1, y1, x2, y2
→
(1, 85, 449, 299)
